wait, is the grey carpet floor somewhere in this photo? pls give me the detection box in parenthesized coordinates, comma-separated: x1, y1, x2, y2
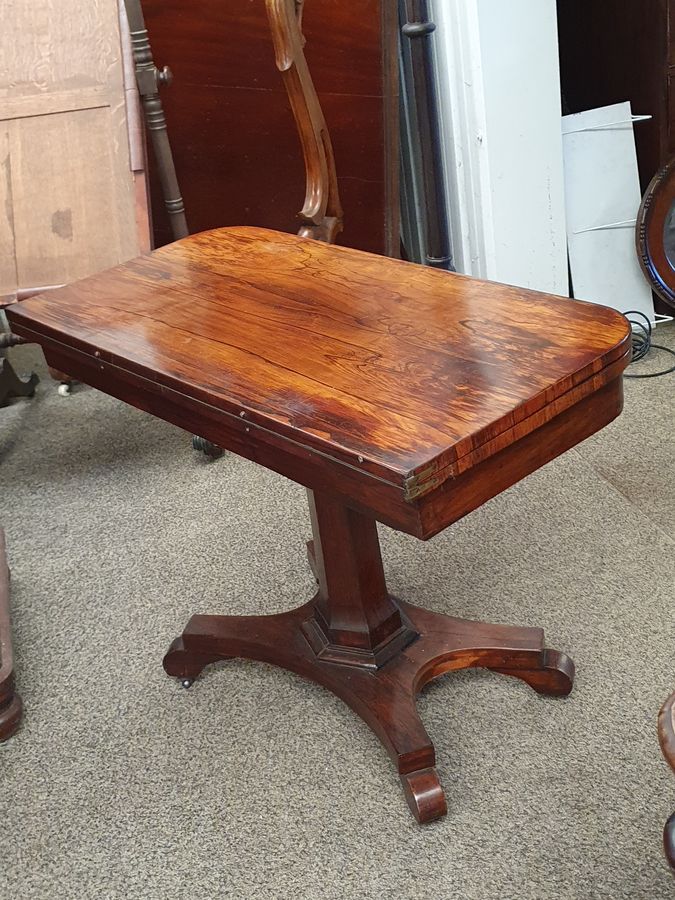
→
(1, 327, 675, 900)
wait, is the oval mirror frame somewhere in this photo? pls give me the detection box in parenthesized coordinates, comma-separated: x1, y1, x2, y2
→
(637, 156, 675, 310)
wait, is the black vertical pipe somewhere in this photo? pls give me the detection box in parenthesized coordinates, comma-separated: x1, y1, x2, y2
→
(401, 0, 453, 270)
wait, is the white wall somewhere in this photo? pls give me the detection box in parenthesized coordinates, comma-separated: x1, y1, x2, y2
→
(431, 0, 569, 296)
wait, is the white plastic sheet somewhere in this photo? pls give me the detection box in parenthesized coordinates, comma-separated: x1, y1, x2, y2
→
(562, 102, 655, 323)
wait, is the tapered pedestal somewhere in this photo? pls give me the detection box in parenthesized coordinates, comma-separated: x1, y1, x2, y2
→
(164, 491, 574, 823)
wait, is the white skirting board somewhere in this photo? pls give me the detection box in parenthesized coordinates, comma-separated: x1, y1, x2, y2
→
(430, 0, 568, 296)
(562, 102, 656, 324)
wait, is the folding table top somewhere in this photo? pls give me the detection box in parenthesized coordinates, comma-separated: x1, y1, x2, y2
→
(7, 227, 631, 535)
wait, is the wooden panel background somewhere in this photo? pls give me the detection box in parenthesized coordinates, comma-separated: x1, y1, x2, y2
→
(0, 126, 17, 291)
(142, 0, 399, 255)
(557, 0, 670, 189)
(0, 0, 144, 298)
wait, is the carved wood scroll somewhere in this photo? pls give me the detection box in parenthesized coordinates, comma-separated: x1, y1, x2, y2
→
(265, 0, 344, 243)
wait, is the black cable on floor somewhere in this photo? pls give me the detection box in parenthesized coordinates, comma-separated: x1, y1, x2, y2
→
(622, 310, 675, 378)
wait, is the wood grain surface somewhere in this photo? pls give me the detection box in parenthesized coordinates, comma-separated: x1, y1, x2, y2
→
(141, 0, 399, 254)
(7, 227, 631, 505)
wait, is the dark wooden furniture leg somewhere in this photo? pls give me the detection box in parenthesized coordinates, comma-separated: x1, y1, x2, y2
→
(164, 490, 573, 824)
(0, 334, 38, 407)
(0, 357, 38, 406)
(658, 691, 675, 870)
(0, 529, 22, 741)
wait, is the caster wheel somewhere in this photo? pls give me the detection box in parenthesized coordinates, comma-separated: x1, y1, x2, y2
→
(192, 435, 224, 459)
(180, 678, 194, 690)
(57, 383, 71, 397)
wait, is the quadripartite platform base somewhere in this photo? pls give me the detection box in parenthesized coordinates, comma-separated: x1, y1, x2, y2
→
(163, 493, 573, 824)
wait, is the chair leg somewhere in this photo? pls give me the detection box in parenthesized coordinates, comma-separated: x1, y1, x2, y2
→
(0, 355, 39, 407)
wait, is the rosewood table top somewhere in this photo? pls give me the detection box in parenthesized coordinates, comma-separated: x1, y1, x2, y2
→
(8, 227, 631, 539)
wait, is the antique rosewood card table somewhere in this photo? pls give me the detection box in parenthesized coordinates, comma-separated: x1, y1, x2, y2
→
(6, 227, 631, 823)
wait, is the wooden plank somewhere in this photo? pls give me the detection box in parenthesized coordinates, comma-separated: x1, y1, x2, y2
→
(9, 106, 135, 288)
(0, 126, 18, 295)
(0, 0, 124, 99)
(0, 88, 112, 122)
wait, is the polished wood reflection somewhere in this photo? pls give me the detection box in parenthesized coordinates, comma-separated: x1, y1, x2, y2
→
(6, 227, 630, 516)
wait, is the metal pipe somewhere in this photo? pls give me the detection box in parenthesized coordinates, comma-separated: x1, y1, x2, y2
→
(401, 0, 453, 270)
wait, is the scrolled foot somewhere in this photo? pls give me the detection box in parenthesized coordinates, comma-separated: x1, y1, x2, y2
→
(665, 812, 675, 872)
(162, 636, 227, 685)
(0, 693, 23, 742)
(491, 648, 575, 698)
(400, 767, 447, 824)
